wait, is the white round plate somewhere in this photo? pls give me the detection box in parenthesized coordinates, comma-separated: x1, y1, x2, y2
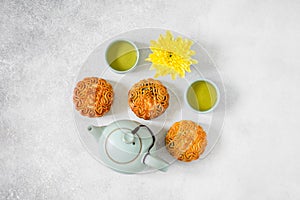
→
(73, 28, 225, 173)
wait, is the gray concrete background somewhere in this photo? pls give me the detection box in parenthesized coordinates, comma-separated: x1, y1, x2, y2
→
(1, 0, 300, 199)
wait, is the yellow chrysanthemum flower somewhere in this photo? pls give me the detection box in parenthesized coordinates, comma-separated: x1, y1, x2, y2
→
(146, 31, 198, 80)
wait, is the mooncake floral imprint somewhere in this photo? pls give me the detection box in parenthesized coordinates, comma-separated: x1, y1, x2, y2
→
(73, 77, 114, 118)
(165, 120, 207, 162)
(128, 78, 169, 120)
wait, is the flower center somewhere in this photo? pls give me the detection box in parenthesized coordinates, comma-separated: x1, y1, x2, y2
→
(165, 51, 181, 66)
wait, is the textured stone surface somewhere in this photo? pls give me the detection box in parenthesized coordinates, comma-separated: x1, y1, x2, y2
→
(1, 0, 300, 199)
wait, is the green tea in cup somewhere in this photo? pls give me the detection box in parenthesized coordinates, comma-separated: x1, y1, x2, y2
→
(186, 79, 220, 113)
(105, 40, 139, 73)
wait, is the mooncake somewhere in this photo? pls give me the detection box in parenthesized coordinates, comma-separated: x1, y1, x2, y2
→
(128, 78, 169, 120)
(165, 120, 207, 162)
(73, 77, 113, 117)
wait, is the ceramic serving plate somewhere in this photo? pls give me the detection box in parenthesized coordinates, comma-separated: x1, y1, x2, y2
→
(73, 28, 225, 173)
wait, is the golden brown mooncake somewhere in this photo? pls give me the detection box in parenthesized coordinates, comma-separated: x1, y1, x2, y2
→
(128, 78, 169, 120)
(73, 77, 113, 118)
(165, 120, 207, 162)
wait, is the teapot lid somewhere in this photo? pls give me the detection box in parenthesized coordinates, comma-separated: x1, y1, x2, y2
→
(105, 128, 142, 164)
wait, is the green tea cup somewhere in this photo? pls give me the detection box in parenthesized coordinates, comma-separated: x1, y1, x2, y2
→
(105, 39, 139, 73)
(185, 79, 220, 113)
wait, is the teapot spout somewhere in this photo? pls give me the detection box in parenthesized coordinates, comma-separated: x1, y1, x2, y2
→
(87, 125, 106, 141)
(143, 154, 169, 172)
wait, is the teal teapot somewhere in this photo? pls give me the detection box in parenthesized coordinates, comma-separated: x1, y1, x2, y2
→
(88, 120, 169, 174)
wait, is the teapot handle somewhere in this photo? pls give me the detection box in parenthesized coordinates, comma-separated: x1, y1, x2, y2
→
(131, 125, 169, 172)
(131, 125, 155, 154)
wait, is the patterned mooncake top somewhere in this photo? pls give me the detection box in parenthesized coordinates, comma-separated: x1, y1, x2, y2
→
(128, 78, 169, 120)
(73, 77, 113, 118)
(165, 120, 207, 162)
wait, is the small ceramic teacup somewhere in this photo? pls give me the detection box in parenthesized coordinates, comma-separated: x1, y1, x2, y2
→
(185, 79, 220, 113)
(105, 39, 139, 74)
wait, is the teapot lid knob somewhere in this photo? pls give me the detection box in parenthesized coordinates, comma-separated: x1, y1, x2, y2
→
(122, 132, 135, 144)
(105, 129, 141, 164)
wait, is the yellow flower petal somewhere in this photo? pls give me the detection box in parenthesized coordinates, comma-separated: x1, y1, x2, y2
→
(146, 31, 198, 80)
